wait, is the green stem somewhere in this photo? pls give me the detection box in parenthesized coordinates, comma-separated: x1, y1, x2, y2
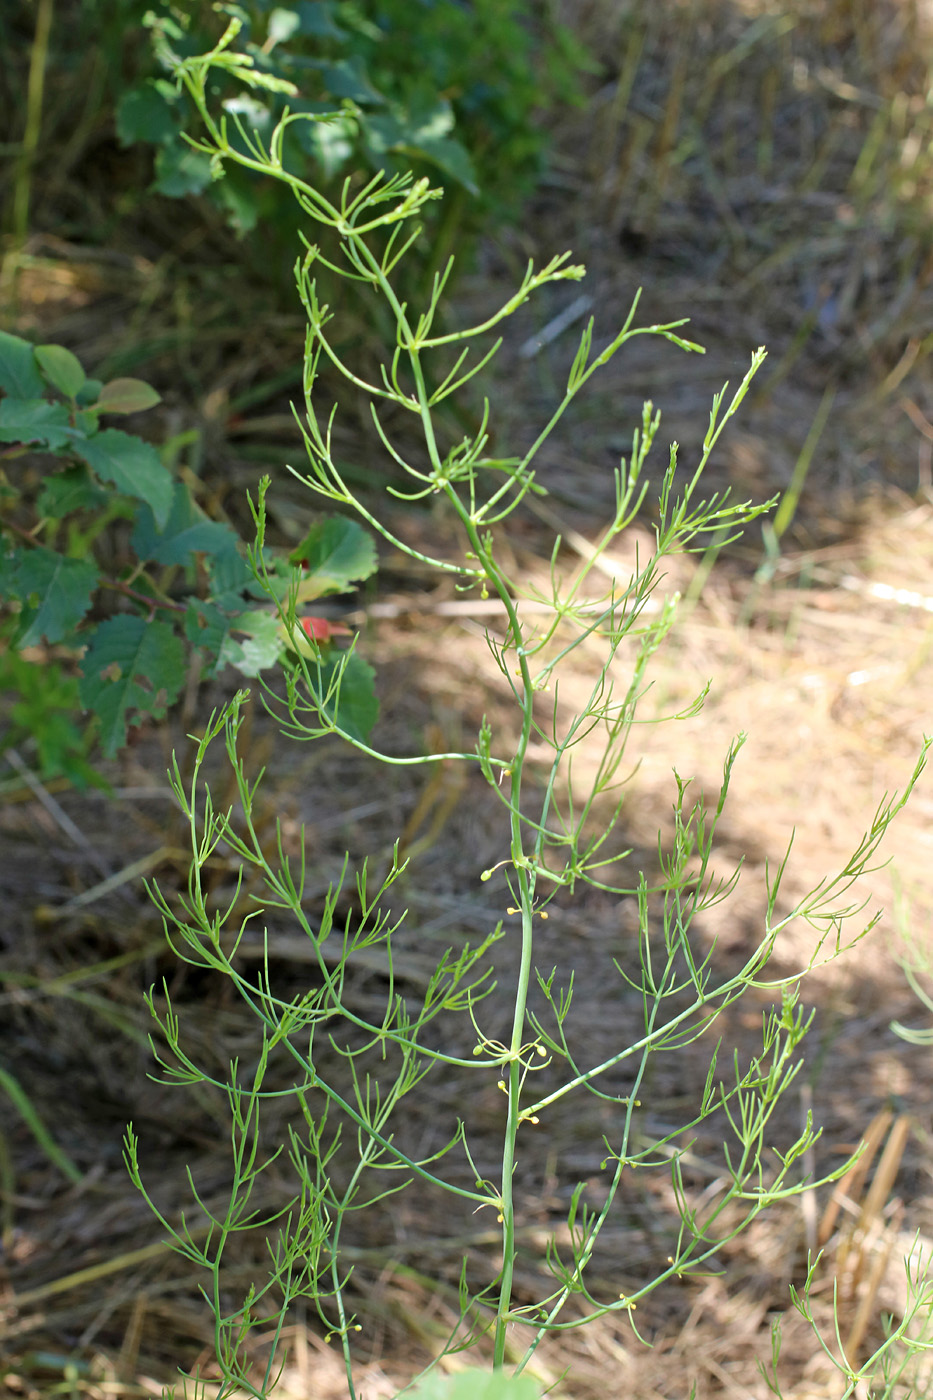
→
(12, 0, 54, 243)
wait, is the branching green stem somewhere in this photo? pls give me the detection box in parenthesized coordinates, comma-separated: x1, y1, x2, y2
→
(126, 25, 931, 1400)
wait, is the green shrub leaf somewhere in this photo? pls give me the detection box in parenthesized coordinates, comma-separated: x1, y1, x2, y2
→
(11, 549, 99, 646)
(94, 378, 163, 415)
(0, 398, 74, 450)
(0, 330, 44, 397)
(295, 1, 346, 39)
(153, 143, 214, 197)
(317, 55, 386, 106)
(78, 615, 186, 756)
(75, 429, 174, 528)
(185, 599, 235, 676)
(317, 650, 378, 741)
(76, 378, 104, 407)
(290, 516, 378, 596)
(206, 547, 256, 608)
(116, 81, 181, 146)
(132, 483, 241, 565)
(35, 344, 86, 400)
(37, 465, 109, 519)
(219, 609, 283, 677)
(364, 99, 479, 194)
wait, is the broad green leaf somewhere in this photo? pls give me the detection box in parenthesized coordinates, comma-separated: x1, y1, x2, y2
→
(206, 547, 255, 608)
(35, 344, 86, 400)
(364, 101, 478, 195)
(317, 651, 378, 742)
(318, 55, 385, 106)
(94, 378, 162, 415)
(37, 465, 109, 518)
(185, 599, 234, 677)
(406, 1368, 541, 1400)
(407, 133, 477, 195)
(132, 483, 241, 565)
(219, 609, 283, 677)
(78, 615, 186, 757)
(153, 143, 214, 197)
(296, 111, 356, 176)
(116, 81, 181, 146)
(213, 173, 262, 234)
(0, 399, 74, 450)
(361, 111, 405, 157)
(295, 1, 346, 39)
(0, 330, 44, 398)
(290, 517, 377, 597)
(407, 98, 456, 142)
(11, 549, 98, 646)
(76, 429, 174, 528)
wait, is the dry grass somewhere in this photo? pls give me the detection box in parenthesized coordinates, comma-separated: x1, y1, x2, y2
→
(4, 0, 933, 1395)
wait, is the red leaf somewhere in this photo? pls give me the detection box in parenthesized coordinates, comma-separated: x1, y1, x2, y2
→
(300, 615, 351, 643)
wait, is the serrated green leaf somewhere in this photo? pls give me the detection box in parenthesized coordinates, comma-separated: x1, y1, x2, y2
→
(35, 344, 86, 400)
(153, 143, 214, 197)
(0, 399, 74, 450)
(219, 609, 283, 677)
(75, 429, 174, 528)
(0, 330, 44, 398)
(11, 549, 99, 646)
(78, 615, 186, 757)
(206, 547, 255, 608)
(132, 483, 241, 565)
(37, 465, 109, 518)
(93, 378, 162, 415)
(317, 650, 378, 741)
(185, 599, 234, 677)
(116, 81, 181, 146)
(290, 517, 377, 597)
(407, 1369, 541, 1400)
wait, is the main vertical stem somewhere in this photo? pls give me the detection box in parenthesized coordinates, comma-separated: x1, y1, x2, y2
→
(448, 518, 537, 1369)
(494, 862, 536, 1368)
(383, 277, 542, 1369)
